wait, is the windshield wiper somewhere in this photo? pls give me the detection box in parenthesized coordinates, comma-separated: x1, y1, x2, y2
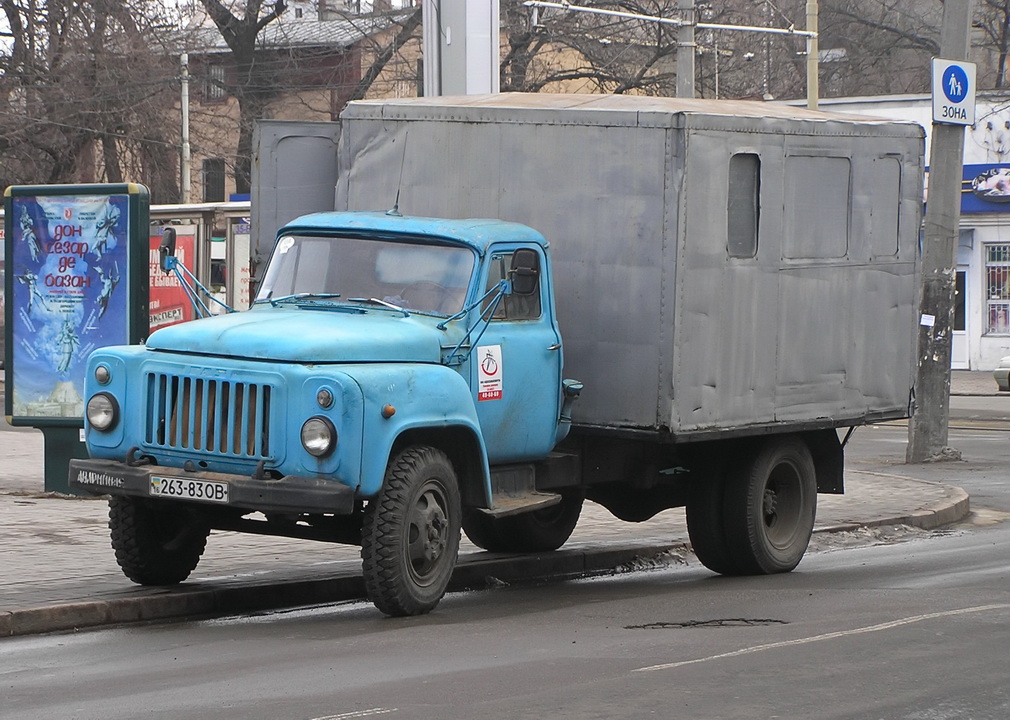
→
(346, 297, 410, 317)
(265, 292, 342, 307)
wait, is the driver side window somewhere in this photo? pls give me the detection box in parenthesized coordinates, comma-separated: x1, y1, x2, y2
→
(484, 251, 542, 321)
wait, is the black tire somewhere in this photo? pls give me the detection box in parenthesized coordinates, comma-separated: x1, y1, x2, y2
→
(686, 470, 741, 576)
(723, 436, 817, 575)
(361, 446, 461, 617)
(462, 492, 584, 553)
(108, 496, 210, 585)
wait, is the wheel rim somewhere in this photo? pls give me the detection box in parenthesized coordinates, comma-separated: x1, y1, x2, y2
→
(406, 479, 451, 587)
(762, 461, 806, 550)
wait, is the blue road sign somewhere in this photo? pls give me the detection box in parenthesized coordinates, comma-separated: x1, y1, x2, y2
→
(932, 58, 976, 126)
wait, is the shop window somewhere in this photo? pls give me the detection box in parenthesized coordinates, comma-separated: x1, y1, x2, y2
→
(985, 243, 1010, 334)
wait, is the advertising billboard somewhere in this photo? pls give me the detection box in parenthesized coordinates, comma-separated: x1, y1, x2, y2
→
(4, 184, 149, 426)
(149, 226, 197, 330)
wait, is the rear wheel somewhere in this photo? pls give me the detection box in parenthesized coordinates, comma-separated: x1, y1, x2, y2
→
(686, 469, 740, 575)
(108, 496, 210, 585)
(361, 446, 461, 617)
(462, 492, 584, 553)
(723, 437, 817, 574)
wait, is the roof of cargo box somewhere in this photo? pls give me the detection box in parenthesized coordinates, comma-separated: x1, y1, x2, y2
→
(342, 93, 924, 138)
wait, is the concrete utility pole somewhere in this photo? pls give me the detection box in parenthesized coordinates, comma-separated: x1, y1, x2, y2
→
(677, 0, 695, 98)
(180, 53, 192, 204)
(806, 0, 818, 109)
(907, 0, 974, 463)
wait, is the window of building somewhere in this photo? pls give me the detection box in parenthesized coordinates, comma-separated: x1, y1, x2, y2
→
(985, 243, 1010, 334)
(202, 158, 226, 203)
(727, 153, 760, 258)
(204, 64, 226, 103)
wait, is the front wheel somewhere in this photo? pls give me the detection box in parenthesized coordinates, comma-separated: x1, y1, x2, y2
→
(108, 496, 210, 585)
(723, 436, 817, 575)
(361, 446, 462, 617)
(462, 492, 584, 553)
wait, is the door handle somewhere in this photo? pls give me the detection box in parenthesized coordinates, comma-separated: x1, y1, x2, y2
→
(548, 343, 562, 351)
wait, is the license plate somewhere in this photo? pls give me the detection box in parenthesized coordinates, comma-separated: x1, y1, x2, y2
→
(150, 475, 229, 504)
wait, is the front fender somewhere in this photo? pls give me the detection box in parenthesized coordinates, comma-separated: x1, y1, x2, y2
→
(345, 363, 490, 501)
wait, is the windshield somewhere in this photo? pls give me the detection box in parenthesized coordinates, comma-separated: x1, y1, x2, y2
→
(256, 234, 476, 316)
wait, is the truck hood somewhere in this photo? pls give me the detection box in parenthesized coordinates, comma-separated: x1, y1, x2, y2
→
(145, 306, 448, 363)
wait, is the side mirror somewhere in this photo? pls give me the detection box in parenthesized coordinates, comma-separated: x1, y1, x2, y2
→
(159, 227, 177, 274)
(510, 248, 540, 296)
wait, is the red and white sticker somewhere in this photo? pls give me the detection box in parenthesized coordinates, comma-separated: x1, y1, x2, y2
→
(477, 344, 503, 401)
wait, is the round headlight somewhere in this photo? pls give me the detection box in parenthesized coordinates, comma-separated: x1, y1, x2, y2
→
(316, 387, 334, 409)
(300, 416, 337, 458)
(95, 365, 111, 385)
(86, 393, 119, 431)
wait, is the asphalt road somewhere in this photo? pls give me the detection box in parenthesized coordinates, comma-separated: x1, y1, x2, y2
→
(2, 387, 1009, 719)
(3, 515, 1008, 720)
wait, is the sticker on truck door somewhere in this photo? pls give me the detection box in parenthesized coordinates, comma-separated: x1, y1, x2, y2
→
(477, 345, 503, 401)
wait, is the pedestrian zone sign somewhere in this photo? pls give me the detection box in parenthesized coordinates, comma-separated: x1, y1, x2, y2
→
(932, 58, 976, 126)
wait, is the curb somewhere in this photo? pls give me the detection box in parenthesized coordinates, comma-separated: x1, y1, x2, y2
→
(0, 542, 680, 638)
(0, 484, 972, 639)
(816, 478, 972, 534)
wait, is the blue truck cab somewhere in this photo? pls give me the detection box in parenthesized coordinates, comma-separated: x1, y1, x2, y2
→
(70, 212, 583, 616)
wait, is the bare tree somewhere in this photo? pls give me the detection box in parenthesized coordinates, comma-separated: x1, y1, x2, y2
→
(495, 0, 948, 101)
(500, 0, 681, 94)
(197, 0, 289, 194)
(817, 0, 941, 97)
(975, 0, 1010, 88)
(498, 0, 819, 99)
(346, 5, 422, 102)
(0, 0, 181, 197)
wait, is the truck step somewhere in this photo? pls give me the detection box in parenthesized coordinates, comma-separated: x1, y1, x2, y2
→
(483, 491, 562, 518)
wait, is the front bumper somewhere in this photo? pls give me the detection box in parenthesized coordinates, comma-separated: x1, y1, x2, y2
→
(69, 459, 356, 515)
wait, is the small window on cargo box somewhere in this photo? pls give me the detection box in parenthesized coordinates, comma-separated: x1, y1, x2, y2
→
(784, 155, 851, 259)
(869, 156, 901, 257)
(727, 153, 760, 258)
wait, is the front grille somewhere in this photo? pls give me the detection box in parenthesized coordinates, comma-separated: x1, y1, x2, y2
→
(145, 373, 273, 460)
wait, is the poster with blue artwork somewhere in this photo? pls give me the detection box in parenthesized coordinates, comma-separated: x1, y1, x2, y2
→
(4, 184, 149, 426)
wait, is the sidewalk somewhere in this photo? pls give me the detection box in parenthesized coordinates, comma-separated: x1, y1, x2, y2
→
(0, 375, 984, 638)
(950, 369, 1003, 396)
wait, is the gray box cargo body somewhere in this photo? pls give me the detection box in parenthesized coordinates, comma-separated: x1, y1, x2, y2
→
(334, 93, 924, 440)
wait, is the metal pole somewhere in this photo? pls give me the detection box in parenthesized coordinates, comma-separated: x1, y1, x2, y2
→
(907, 0, 975, 463)
(181, 52, 192, 204)
(806, 0, 818, 109)
(677, 0, 695, 98)
(763, 0, 771, 99)
(422, 0, 442, 96)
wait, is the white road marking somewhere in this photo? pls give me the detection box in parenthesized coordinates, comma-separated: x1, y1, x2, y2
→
(633, 603, 1010, 673)
(310, 709, 397, 719)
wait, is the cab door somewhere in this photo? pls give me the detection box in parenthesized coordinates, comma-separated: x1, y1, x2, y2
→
(471, 245, 562, 463)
